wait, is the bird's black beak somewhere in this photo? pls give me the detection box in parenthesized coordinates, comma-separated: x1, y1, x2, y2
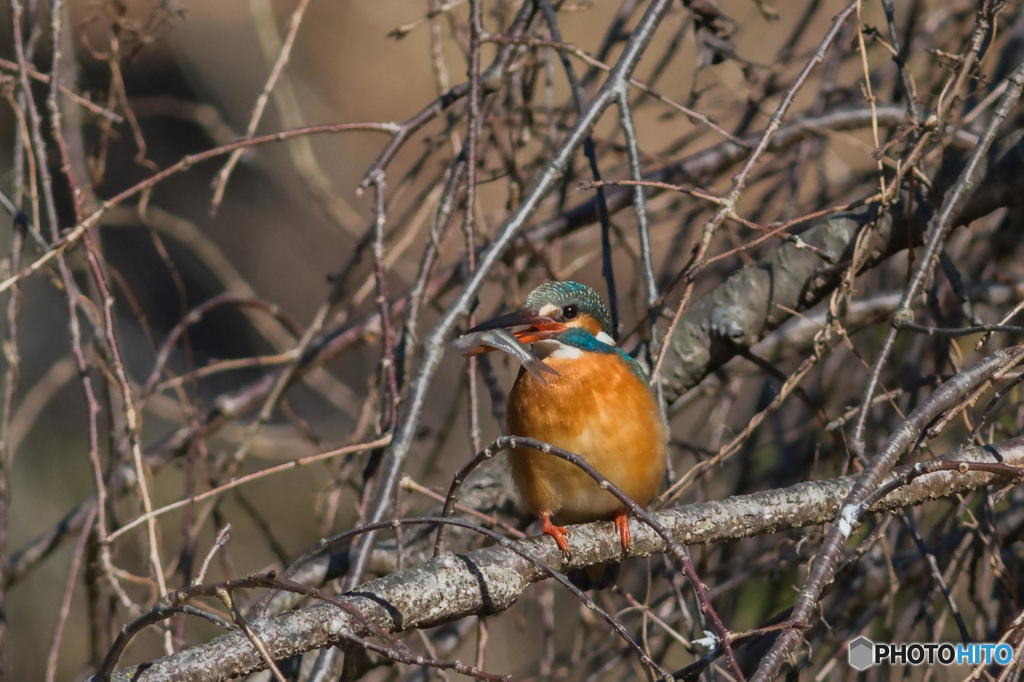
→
(462, 308, 567, 348)
(466, 308, 552, 334)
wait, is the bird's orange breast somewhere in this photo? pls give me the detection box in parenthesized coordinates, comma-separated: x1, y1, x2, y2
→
(506, 351, 667, 523)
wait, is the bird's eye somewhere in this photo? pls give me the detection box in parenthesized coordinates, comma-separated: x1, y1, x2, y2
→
(562, 304, 579, 320)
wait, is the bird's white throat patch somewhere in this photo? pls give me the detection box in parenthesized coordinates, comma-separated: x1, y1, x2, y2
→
(532, 339, 582, 359)
(531, 330, 615, 360)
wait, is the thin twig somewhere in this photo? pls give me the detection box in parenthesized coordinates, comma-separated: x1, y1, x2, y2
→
(209, 0, 312, 212)
(106, 435, 391, 543)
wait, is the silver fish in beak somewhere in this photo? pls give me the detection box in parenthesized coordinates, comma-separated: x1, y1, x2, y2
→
(453, 327, 560, 384)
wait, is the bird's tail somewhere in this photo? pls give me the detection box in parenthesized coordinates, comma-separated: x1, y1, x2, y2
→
(569, 561, 620, 590)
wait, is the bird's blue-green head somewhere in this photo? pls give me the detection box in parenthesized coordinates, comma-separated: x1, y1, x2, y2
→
(467, 281, 613, 343)
(524, 281, 613, 337)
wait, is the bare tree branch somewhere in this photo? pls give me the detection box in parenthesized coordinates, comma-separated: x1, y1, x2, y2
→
(110, 436, 1024, 681)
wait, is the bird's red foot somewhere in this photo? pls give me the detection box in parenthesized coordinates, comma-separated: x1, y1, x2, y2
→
(540, 512, 571, 558)
(614, 510, 632, 555)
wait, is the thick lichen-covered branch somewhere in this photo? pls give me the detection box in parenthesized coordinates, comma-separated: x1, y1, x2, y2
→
(112, 437, 1024, 681)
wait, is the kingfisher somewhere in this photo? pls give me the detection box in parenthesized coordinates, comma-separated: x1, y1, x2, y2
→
(460, 281, 667, 577)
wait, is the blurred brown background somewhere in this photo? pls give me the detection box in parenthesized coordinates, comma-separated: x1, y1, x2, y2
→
(4, 0, 1023, 680)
